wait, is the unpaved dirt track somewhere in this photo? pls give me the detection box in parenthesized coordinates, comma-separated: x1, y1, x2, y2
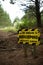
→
(0, 30, 43, 65)
(0, 45, 43, 65)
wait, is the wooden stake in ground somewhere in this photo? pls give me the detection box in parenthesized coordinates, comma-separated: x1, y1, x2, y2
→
(23, 44, 28, 58)
(32, 43, 37, 58)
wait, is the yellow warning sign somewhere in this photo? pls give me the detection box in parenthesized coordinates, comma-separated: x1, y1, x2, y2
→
(18, 28, 40, 45)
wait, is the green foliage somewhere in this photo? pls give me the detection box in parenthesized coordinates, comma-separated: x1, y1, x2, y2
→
(21, 5, 37, 28)
(13, 5, 43, 31)
(13, 18, 24, 31)
(0, 5, 12, 27)
(13, 17, 20, 23)
(13, 5, 38, 31)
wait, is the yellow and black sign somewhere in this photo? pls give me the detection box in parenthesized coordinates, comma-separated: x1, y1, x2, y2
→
(18, 28, 40, 45)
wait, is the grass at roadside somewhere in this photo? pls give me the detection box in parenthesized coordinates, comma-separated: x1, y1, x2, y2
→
(0, 26, 17, 32)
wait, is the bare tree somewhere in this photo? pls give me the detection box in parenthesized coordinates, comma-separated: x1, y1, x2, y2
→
(35, 0, 41, 27)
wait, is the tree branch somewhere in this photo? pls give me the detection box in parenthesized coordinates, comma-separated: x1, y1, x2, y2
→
(31, 0, 35, 2)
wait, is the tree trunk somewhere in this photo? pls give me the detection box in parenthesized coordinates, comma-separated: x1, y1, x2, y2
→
(35, 0, 42, 27)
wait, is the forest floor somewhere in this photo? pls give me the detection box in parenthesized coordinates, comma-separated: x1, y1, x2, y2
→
(0, 30, 43, 65)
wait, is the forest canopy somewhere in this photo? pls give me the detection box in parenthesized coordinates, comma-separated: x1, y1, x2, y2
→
(0, 5, 12, 27)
